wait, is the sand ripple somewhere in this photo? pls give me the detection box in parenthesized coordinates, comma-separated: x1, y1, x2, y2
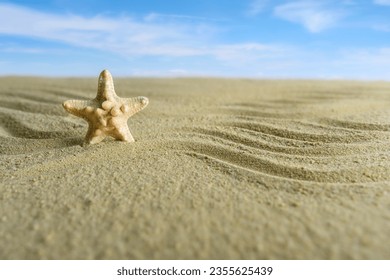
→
(2, 78, 390, 185)
(178, 91, 390, 183)
(2, 78, 390, 259)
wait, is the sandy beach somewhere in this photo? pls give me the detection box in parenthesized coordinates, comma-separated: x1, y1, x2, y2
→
(1, 76, 390, 259)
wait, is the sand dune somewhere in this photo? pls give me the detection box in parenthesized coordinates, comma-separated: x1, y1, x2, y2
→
(1, 77, 390, 259)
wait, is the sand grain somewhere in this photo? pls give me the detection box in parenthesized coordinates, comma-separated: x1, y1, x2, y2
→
(1, 77, 390, 259)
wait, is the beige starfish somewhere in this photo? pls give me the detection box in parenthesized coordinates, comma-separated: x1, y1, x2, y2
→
(63, 69, 149, 144)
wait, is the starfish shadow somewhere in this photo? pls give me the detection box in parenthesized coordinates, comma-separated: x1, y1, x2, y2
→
(0, 136, 83, 155)
(0, 111, 84, 154)
(0, 113, 78, 139)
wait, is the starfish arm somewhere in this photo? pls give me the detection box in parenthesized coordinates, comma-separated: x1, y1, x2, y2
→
(63, 100, 94, 118)
(87, 134, 106, 145)
(84, 125, 106, 145)
(62, 70, 149, 144)
(121, 96, 149, 118)
(96, 70, 117, 101)
(113, 126, 135, 142)
(107, 117, 135, 142)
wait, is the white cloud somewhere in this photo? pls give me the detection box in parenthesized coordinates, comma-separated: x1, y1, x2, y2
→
(0, 3, 208, 57)
(0, 42, 47, 54)
(373, 0, 390, 5)
(3, 3, 389, 79)
(373, 23, 390, 32)
(340, 48, 390, 66)
(306, 47, 390, 80)
(211, 43, 287, 64)
(168, 69, 189, 75)
(247, 0, 269, 16)
(274, 1, 346, 32)
(341, 0, 356, 5)
(144, 13, 217, 23)
(0, 3, 285, 63)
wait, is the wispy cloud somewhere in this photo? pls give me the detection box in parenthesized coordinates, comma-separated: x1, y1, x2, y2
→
(247, 0, 269, 16)
(0, 42, 47, 54)
(0, 3, 285, 62)
(1, 2, 389, 79)
(211, 43, 288, 65)
(0, 3, 209, 57)
(274, 1, 346, 32)
(341, 0, 356, 5)
(144, 12, 221, 23)
(372, 23, 390, 32)
(373, 0, 390, 5)
(340, 48, 390, 66)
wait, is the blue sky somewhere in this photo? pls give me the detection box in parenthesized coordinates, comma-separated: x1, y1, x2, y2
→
(0, 0, 390, 79)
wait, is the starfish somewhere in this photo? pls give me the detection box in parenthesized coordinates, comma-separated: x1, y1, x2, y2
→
(63, 69, 149, 144)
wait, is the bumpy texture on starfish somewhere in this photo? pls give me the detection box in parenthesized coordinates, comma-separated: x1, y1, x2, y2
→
(63, 69, 149, 144)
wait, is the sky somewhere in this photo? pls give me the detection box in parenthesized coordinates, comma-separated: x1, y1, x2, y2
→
(0, 0, 390, 79)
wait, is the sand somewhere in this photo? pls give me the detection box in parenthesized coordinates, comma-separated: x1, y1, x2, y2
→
(1, 76, 390, 259)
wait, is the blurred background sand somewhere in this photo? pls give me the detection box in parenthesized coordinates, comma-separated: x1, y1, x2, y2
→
(1, 77, 390, 259)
